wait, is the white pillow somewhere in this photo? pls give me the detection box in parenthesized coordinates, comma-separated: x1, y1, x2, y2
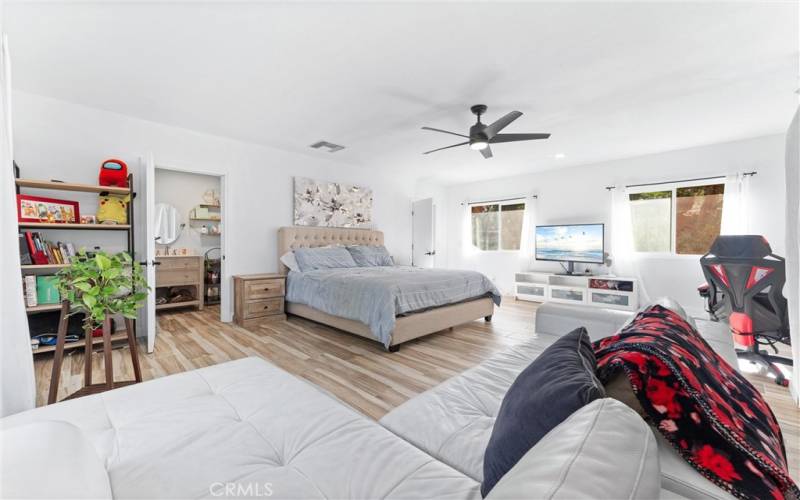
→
(1, 421, 113, 499)
(486, 398, 660, 500)
(280, 251, 300, 272)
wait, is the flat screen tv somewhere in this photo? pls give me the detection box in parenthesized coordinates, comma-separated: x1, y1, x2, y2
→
(535, 224, 604, 274)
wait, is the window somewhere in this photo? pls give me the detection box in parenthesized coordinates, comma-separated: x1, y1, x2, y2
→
(629, 182, 725, 255)
(471, 201, 525, 251)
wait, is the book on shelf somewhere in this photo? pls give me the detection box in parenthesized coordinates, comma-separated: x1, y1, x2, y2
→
(23, 275, 37, 307)
(18, 233, 32, 265)
(35, 275, 61, 305)
(20, 231, 77, 265)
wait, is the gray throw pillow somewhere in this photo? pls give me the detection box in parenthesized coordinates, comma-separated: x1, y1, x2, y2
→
(346, 245, 394, 267)
(293, 246, 358, 271)
(481, 327, 605, 497)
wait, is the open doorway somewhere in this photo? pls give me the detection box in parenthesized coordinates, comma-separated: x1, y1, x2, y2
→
(141, 161, 228, 353)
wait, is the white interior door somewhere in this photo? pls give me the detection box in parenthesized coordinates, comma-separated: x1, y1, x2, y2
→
(143, 153, 157, 353)
(412, 198, 435, 268)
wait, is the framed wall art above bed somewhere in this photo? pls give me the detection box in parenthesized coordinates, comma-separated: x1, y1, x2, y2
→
(293, 176, 373, 228)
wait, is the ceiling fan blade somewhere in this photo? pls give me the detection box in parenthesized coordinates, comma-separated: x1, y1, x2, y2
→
(484, 111, 523, 138)
(421, 126, 469, 138)
(423, 141, 469, 155)
(480, 145, 493, 159)
(489, 133, 551, 144)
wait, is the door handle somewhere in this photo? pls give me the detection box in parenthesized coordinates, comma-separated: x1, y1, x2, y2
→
(139, 261, 162, 266)
(424, 251, 436, 256)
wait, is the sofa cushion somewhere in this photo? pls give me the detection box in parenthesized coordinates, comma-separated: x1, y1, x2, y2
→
(380, 337, 556, 481)
(1, 357, 480, 500)
(485, 398, 661, 500)
(481, 328, 605, 496)
(0, 421, 113, 499)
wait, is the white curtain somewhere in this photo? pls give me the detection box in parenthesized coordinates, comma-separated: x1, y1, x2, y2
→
(785, 107, 799, 406)
(720, 173, 751, 235)
(610, 187, 650, 303)
(461, 202, 477, 261)
(0, 35, 36, 416)
(518, 196, 536, 268)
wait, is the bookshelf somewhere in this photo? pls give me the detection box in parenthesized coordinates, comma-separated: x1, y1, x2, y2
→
(16, 174, 136, 356)
(33, 331, 129, 354)
(15, 178, 131, 195)
(19, 222, 131, 230)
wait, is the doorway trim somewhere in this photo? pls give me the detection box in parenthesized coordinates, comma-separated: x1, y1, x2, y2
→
(151, 162, 232, 323)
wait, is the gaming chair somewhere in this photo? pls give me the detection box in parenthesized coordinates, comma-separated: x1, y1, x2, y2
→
(698, 235, 792, 386)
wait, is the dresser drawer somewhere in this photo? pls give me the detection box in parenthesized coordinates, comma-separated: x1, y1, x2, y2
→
(244, 298, 284, 318)
(157, 257, 202, 271)
(245, 279, 285, 300)
(157, 269, 200, 287)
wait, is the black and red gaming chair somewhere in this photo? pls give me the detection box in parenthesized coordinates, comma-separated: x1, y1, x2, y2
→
(699, 235, 792, 386)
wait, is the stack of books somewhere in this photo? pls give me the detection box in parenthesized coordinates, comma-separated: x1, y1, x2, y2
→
(19, 232, 77, 265)
(22, 275, 61, 308)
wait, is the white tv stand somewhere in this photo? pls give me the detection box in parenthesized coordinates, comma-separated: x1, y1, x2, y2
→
(515, 271, 639, 311)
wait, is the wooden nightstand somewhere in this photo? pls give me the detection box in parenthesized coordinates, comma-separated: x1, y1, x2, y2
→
(233, 274, 286, 327)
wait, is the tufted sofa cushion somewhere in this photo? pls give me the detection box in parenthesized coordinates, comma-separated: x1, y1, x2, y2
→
(380, 337, 557, 480)
(2, 357, 480, 500)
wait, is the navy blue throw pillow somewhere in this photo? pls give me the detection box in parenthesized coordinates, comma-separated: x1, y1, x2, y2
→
(481, 327, 605, 497)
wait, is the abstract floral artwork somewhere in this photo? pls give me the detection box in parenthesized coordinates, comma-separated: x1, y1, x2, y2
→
(293, 177, 373, 228)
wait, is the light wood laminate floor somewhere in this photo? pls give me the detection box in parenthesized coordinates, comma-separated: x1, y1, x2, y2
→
(33, 298, 799, 480)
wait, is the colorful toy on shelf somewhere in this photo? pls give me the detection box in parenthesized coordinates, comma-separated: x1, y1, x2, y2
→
(97, 193, 130, 224)
(99, 159, 129, 188)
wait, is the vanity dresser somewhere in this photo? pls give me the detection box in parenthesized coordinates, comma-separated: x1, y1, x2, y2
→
(155, 255, 204, 311)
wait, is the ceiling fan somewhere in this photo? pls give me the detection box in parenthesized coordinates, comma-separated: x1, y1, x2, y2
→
(422, 104, 550, 159)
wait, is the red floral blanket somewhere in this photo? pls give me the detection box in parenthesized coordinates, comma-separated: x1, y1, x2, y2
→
(593, 305, 798, 500)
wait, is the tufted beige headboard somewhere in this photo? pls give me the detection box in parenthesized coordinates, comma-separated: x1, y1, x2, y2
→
(277, 226, 384, 273)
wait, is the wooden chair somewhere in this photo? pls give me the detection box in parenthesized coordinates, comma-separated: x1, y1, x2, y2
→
(47, 300, 143, 404)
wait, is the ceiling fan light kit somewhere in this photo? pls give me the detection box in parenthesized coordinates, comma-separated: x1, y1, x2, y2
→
(422, 104, 550, 159)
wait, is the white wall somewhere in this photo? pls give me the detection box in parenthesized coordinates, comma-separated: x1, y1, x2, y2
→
(12, 91, 415, 326)
(432, 134, 787, 316)
(154, 168, 221, 256)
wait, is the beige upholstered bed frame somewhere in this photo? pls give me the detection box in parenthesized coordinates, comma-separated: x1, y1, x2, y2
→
(278, 226, 494, 351)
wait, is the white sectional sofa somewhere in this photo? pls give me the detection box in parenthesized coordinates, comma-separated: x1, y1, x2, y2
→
(382, 303, 737, 500)
(1, 302, 737, 499)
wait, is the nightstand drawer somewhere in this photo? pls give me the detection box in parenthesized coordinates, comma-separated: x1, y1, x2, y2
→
(245, 298, 284, 318)
(245, 279, 285, 300)
(157, 269, 200, 287)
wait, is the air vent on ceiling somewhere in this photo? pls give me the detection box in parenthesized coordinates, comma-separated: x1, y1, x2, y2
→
(309, 141, 345, 153)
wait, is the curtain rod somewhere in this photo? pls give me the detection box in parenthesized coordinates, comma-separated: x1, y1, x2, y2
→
(460, 195, 537, 206)
(604, 171, 757, 191)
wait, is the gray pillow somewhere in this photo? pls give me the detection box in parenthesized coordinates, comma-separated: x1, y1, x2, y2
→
(481, 327, 605, 497)
(347, 245, 394, 267)
(293, 246, 358, 271)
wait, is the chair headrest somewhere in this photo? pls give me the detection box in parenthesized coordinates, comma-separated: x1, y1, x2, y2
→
(708, 235, 772, 259)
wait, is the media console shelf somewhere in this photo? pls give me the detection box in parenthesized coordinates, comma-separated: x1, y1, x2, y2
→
(515, 272, 639, 311)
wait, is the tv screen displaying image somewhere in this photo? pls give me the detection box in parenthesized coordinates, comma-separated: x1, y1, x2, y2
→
(535, 224, 604, 264)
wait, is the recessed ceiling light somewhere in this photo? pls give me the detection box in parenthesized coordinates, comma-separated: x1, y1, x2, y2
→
(554, 153, 566, 159)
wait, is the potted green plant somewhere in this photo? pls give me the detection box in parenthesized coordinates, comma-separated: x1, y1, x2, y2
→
(56, 250, 149, 333)
(47, 250, 150, 403)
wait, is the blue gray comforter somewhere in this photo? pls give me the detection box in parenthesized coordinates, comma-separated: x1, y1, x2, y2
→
(286, 266, 501, 347)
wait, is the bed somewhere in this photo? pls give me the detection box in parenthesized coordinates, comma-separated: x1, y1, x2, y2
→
(278, 226, 500, 351)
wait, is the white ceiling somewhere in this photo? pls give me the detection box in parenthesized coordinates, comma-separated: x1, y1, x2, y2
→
(5, 1, 799, 185)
